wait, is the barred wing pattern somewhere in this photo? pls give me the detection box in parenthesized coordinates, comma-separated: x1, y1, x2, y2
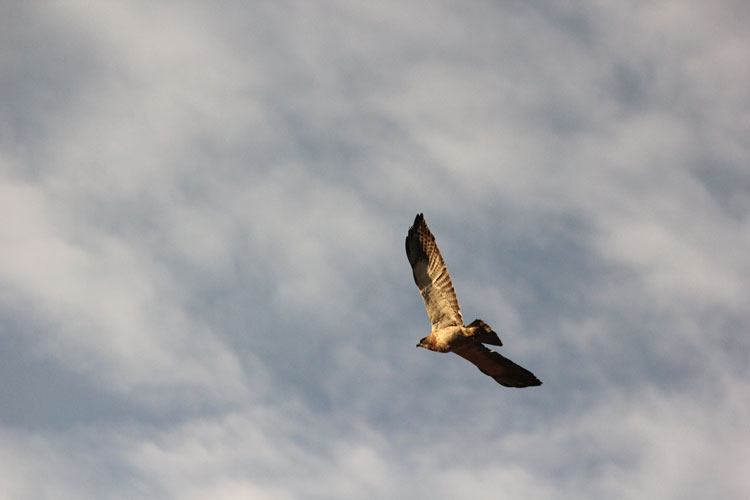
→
(405, 213, 463, 330)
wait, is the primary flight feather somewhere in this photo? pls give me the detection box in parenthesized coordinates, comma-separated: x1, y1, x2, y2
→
(406, 213, 541, 388)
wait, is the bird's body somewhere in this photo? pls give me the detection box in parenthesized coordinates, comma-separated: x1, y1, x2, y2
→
(417, 325, 465, 353)
(417, 320, 502, 353)
(406, 213, 541, 388)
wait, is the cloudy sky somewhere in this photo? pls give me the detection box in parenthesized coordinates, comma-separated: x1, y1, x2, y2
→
(1, 1, 749, 498)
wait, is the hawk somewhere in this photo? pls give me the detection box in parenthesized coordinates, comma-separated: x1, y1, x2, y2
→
(406, 213, 541, 388)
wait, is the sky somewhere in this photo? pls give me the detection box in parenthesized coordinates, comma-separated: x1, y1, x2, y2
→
(1, 1, 749, 498)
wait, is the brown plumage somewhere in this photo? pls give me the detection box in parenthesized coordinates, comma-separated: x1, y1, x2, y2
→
(406, 213, 541, 388)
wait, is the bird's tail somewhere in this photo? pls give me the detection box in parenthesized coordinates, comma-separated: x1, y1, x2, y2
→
(466, 319, 502, 346)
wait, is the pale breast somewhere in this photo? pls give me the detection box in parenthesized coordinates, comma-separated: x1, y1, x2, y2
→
(432, 325, 467, 352)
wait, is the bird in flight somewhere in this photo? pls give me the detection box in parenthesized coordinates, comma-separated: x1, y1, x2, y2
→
(405, 213, 541, 388)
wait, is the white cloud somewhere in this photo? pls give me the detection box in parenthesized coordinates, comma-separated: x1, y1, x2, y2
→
(3, 380, 746, 499)
(0, 179, 249, 404)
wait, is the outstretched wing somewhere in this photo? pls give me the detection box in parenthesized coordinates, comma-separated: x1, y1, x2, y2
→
(405, 213, 463, 330)
(452, 343, 542, 388)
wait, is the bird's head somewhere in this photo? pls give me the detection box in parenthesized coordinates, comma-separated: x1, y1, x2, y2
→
(416, 337, 428, 349)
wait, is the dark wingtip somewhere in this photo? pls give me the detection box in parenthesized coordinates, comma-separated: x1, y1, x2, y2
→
(495, 375, 542, 388)
(406, 213, 427, 268)
(517, 374, 543, 388)
(407, 213, 424, 236)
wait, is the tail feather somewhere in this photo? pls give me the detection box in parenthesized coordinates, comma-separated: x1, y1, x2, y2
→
(467, 319, 502, 346)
